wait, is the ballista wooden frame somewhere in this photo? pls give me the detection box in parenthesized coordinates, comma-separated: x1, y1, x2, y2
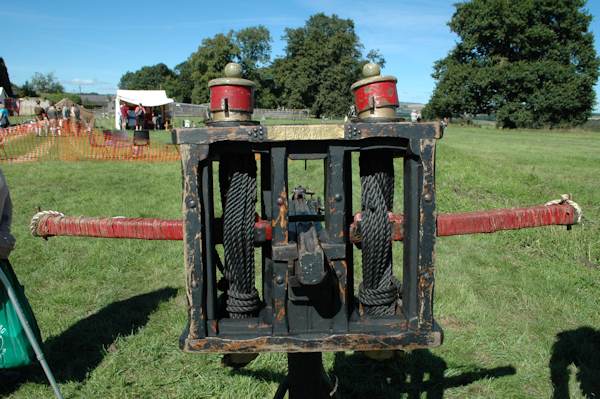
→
(172, 121, 443, 354)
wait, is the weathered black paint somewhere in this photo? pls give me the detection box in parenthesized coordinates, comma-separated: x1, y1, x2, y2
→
(175, 120, 441, 353)
(200, 158, 218, 330)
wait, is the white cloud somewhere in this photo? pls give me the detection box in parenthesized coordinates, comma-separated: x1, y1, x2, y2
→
(65, 78, 97, 86)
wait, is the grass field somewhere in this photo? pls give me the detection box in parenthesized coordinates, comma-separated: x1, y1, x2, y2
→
(0, 125, 598, 398)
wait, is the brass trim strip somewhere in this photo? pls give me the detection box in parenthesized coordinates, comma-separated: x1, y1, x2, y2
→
(268, 124, 345, 141)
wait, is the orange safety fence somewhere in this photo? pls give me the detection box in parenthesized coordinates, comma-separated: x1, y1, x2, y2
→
(0, 122, 180, 162)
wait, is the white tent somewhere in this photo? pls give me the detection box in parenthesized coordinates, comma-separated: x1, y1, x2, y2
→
(114, 89, 174, 129)
(0, 87, 6, 101)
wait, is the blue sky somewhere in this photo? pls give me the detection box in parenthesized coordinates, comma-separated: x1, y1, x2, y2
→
(3, 0, 600, 107)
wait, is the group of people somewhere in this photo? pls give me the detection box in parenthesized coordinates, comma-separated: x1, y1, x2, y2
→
(119, 102, 167, 131)
(33, 100, 82, 136)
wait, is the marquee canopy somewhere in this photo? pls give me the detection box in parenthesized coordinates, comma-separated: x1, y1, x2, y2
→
(116, 90, 174, 107)
(115, 90, 174, 129)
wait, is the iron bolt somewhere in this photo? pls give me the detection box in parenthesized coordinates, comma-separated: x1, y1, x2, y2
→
(186, 198, 197, 208)
(277, 197, 284, 206)
(334, 193, 342, 202)
(424, 192, 433, 202)
(275, 275, 284, 285)
(336, 270, 343, 278)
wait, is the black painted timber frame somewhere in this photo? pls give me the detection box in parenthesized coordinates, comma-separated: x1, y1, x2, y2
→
(173, 121, 443, 353)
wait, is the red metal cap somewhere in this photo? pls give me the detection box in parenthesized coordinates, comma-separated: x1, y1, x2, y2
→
(208, 63, 256, 122)
(351, 63, 399, 119)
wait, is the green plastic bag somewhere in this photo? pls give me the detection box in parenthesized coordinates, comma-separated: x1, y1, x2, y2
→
(0, 259, 42, 369)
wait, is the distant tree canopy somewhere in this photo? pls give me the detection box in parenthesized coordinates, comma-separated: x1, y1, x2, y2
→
(423, 0, 599, 128)
(119, 63, 175, 92)
(15, 81, 37, 97)
(41, 92, 81, 105)
(118, 15, 384, 117)
(119, 27, 272, 106)
(30, 72, 64, 94)
(170, 27, 273, 105)
(272, 14, 369, 117)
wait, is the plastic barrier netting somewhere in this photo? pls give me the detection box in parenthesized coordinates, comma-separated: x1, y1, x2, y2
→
(0, 123, 180, 162)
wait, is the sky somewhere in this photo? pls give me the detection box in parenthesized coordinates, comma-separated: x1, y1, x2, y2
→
(3, 0, 600, 107)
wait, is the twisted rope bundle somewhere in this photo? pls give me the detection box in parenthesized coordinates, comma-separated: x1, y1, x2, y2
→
(30, 210, 65, 237)
(220, 155, 260, 318)
(358, 151, 398, 316)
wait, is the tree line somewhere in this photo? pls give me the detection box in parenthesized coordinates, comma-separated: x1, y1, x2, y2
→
(10, 72, 83, 105)
(10, 2, 598, 128)
(118, 13, 385, 118)
(423, 0, 599, 128)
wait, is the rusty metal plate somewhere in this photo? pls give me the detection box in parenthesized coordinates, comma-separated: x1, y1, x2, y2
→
(268, 124, 345, 141)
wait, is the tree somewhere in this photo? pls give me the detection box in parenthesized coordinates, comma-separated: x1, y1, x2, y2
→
(235, 26, 271, 73)
(366, 49, 386, 68)
(164, 61, 194, 103)
(118, 63, 176, 91)
(116, 19, 382, 113)
(16, 81, 37, 97)
(271, 14, 383, 117)
(235, 26, 274, 108)
(182, 27, 272, 105)
(42, 92, 81, 105)
(423, 0, 599, 128)
(185, 32, 240, 104)
(30, 72, 64, 93)
(120, 28, 272, 105)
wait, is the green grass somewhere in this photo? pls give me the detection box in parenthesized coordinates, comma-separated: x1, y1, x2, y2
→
(0, 126, 599, 398)
(1, 135, 48, 160)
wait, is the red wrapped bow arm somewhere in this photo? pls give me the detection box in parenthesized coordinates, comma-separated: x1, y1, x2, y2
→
(30, 198, 581, 243)
(30, 212, 184, 241)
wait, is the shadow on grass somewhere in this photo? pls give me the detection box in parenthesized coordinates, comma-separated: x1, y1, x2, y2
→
(550, 326, 600, 399)
(332, 350, 515, 398)
(0, 287, 177, 396)
(236, 350, 516, 398)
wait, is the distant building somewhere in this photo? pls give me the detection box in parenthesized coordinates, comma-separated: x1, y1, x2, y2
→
(80, 94, 113, 109)
(18, 98, 50, 116)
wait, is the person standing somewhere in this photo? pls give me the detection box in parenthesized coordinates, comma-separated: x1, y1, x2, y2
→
(34, 100, 47, 136)
(70, 104, 80, 135)
(56, 107, 62, 134)
(155, 110, 162, 130)
(410, 109, 418, 123)
(46, 103, 59, 136)
(151, 109, 158, 130)
(120, 102, 129, 130)
(0, 103, 10, 129)
(62, 105, 70, 134)
(134, 103, 145, 131)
